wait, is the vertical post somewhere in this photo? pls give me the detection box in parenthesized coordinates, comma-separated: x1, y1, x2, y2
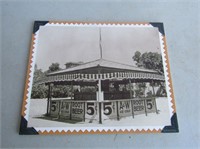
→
(49, 83, 53, 115)
(70, 101, 72, 120)
(98, 69, 103, 124)
(129, 79, 132, 99)
(116, 101, 119, 120)
(152, 81, 156, 97)
(83, 102, 86, 122)
(131, 100, 134, 118)
(144, 99, 147, 116)
(46, 83, 51, 116)
(98, 69, 102, 101)
(99, 102, 102, 124)
(133, 80, 136, 98)
(154, 98, 158, 114)
(58, 100, 61, 119)
(151, 81, 158, 114)
(70, 81, 73, 100)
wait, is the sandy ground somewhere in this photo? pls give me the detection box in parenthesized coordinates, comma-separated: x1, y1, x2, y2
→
(28, 97, 171, 127)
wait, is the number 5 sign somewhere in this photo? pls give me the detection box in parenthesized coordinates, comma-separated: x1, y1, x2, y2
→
(85, 102, 98, 122)
(50, 100, 60, 117)
(102, 101, 117, 120)
(145, 98, 157, 114)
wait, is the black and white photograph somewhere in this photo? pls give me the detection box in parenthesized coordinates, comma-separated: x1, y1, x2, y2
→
(21, 22, 177, 134)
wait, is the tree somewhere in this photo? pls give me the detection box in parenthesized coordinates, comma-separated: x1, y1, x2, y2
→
(47, 63, 61, 73)
(132, 51, 166, 98)
(31, 64, 48, 99)
(132, 51, 163, 74)
(132, 51, 141, 66)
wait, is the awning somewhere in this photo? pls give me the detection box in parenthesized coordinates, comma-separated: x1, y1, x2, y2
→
(36, 59, 164, 84)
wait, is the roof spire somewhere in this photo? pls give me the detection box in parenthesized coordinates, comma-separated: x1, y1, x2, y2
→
(99, 28, 103, 59)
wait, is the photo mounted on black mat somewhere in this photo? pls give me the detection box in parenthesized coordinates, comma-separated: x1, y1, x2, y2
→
(20, 21, 178, 135)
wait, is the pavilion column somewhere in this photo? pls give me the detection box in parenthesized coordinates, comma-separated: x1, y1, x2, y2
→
(151, 80, 158, 114)
(129, 79, 133, 99)
(132, 80, 136, 98)
(46, 83, 51, 116)
(98, 70, 102, 124)
(97, 70, 103, 101)
(98, 79, 102, 101)
(151, 81, 155, 96)
(70, 81, 73, 100)
(47, 83, 53, 116)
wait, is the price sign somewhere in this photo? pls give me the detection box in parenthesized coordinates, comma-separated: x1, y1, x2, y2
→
(102, 101, 117, 120)
(85, 102, 98, 121)
(145, 98, 156, 113)
(71, 102, 85, 120)
(132, 99, 145, 115)
(60, 101, 71, 119)
(50, 100, 60, 117)
(118, 100, 132, 117)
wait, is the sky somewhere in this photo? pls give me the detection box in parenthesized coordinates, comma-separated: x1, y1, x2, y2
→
(36, 25, 161, 71)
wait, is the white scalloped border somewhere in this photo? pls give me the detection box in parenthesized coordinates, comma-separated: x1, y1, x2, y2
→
(22, 22, 175, 134)
(159, 32, 173, 118)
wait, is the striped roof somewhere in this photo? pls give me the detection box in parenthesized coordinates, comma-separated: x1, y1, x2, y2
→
(47, 59, 158, 76)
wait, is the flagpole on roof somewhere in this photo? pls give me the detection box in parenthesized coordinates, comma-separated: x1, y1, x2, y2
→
(99, 28, 103, 59)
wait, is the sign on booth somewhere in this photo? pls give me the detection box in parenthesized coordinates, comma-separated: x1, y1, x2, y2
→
(49, 98, 157, 123)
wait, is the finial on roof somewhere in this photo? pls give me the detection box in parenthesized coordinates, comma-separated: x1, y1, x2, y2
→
(99, 28, 103, 59)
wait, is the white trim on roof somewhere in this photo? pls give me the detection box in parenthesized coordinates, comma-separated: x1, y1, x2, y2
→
(47, 59, 157, 76)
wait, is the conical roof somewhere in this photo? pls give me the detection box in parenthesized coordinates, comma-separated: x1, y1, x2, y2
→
(47, 58, 158, 76)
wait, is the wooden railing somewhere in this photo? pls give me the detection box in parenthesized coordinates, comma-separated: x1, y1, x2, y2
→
(74, 92, 96, 101)
(104, 91, 130, 100)
(74, 91, 131, 101)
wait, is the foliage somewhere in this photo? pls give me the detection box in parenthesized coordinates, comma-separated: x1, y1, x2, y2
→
(31, 63, 70, 99)
(81, 86, 96, 92)
(31, 84, 48, 98)
(132, 51, 167, 97)
(51, 85, 70, 98)
(31, 64, 48, 99)
(133, 51, 163, 74)
(46, 63, 71, 98)
(46, 63, 61, 73)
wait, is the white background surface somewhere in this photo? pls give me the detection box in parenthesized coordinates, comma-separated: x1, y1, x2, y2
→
(1, 0, 200, 148)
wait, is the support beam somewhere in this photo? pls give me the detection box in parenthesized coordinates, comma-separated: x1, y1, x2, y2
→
(46, 84, 51, 116)
(151, 81, 156, 97)
(98, 70, 102, 101)
(99, 102, 102, 124)
(116, 101, 120, 120)
(129, 79, 133, 99)
(49, 83, 53, 115)
(70, 81, 73, 100)
(98, 69, 102, 124)
(151, 80, 158, 114)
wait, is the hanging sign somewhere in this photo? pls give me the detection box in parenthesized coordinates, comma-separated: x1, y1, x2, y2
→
(145, 98, 157, 113)
(60, 100, 71, 119)
(85, 102, 98, 122)
(132, 99, 146, 115)
(102, 101, 117, 120)
(118, 100, 133, 118)
(50, 100, 60, 117)
(71, 102, 85, 120)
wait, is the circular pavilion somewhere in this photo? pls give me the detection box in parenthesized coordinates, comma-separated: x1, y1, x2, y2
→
(39, 57, 165, 123)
